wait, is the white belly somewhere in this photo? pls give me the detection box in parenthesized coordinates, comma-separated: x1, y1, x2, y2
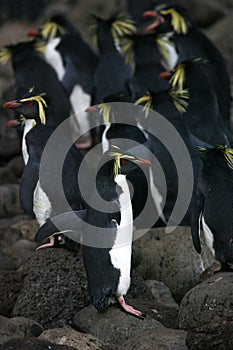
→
(161, 41, 178, 70)
(202, 216, 215, 256)
(110, 174, 133, 295)
(33, 181, 52, 226)
(22, 119, 36, 165)
(45, 38, 65, 81)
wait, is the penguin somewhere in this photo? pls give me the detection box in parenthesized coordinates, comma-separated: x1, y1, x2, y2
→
(35, 147, 151, 317)
(0, 40, 71, 127)
(191, 145, 233, 269)
(135, 87, 203, 226)
(3, 89, 83, 249)
(142, 2, 231, 127)
(28, 14, 99, 148)
(159, 59, 232, 146)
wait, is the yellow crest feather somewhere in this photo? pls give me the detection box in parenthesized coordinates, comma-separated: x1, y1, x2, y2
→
(98, 103, 112, 125)
(217, 145, 233, 170)
(170, 63, 186, 90)
(135, 92, 153, 118)
(160, 8, 188, 34)
(108, 146, 135, 177)
(0, 48, 12, 65)
(20, 94, 47, 125)
(41, 21, 67, 40)
(169, 87, 189, 113)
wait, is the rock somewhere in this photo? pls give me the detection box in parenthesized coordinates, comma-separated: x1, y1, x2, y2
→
(206, 12, 233, 83)
(74, 304, 164, 346)
(0, 317, 8, 328)
(179, 272, 233, 330)
(0, 185, 23, 218)
(0, 317, 43, 346)
(13, 247, 89, 329)
(132, 227, 215, 302)
(0, 254, 16, 271)
(3, 239, 37, 268)
(0, 215, 34, 249)
(144, 280, 179, 308)
(186, 311, 233, 350)
(0, 271, 23, 316)
(0, 337, 77, 350)
(39, 326, 114, 350)
(0, 156, 24, 184)
(10, 218, 39, 242)
(176, 0, 227, 27)
(122, 328, 188, 350)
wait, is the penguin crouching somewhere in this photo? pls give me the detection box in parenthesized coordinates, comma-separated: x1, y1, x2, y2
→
(36, 148, 151, 317)
(191, 145, 233, 269)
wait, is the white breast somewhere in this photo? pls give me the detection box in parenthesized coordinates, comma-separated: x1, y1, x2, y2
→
(202, 216, 215, 256)
(110, 174, 133, 296)
(33, 181, 52, 226)
(44, 38, 65, 81)
(22, 119, 36, 165)
(161, 41, 178, 70)
(101, 123, 111, 154)
(149, 167, 167, 224)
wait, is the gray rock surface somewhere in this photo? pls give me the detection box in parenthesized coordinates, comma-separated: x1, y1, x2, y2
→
(122, 328, 188, 350)
(179, 272, 233, 330)
(13, 247, 89, 329)
(0, 185, 23, 218)
(39, 326, 116, 350)
(0, 337, 77, 350)
(0, 271, 23, 316)
(0, 317, 43, 346)
(132, 227, 215, 302)
(73, 304, 164, 346)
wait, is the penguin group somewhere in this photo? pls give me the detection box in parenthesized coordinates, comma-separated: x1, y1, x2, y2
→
(1, 0, 233, 316)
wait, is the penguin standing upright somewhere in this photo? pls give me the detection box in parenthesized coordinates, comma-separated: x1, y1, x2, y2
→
(191, 146, 233, 269)
(143, 2, 231, 127)
(28, 14, 99, 148)
(3, 89, 83, 249)
(35, 147, 151, 316)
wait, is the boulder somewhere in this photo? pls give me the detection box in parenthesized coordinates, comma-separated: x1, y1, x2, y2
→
(0, 317, 43, 346)
(0, 185, 23, 218)
(179, 272, 233, 330)
(0, 271, 23, 316)
(132, 227, 215, 302)
(0, 337, 77, 350)
(13, 247, 89, 329)
(73, 304, 164, 346)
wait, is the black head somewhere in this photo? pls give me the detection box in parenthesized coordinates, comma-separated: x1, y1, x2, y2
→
(99, 146, 151, 179)
(0, 39, 44, 65)
(143, 2, 190, 35)
(39, 14, 72, 41)
(3, 88, 49, 125)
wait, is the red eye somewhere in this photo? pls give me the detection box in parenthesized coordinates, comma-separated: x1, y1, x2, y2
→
(28, 101, 33, 107)
(121, 159, 127, 164)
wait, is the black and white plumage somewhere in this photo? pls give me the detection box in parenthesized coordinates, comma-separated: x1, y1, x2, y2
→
(4, 89, 83, 249)
(36, 148, 151, 317)
(191, 146, 233, 268)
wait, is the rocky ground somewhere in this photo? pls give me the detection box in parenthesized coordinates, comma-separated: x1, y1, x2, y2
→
(0, 0, 233, 349)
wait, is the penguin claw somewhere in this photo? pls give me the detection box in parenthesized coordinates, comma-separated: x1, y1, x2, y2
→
(117, 295, 145, 319)
(36, 235, 65, 250)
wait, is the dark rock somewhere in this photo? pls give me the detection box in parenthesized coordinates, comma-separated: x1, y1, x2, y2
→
(0, 316, 8, 328)
(132, 227, 215, 302)
(0, 156, 24, 184)
(39, 326, 115, 350)
(123, 328, 188, 350)
(3, 239, 36, 268)
(7, 155, 24, 179)
(0, 317, 43, 346)
(0, 135, 20, 162)
(179, 272, 233, 330)
(0, 337, 76, 350)
(186, 311, 233, 350)
(10, 218, 39, 242)
(13, 247, 89, 329)
(176, 0, 227, 27)
(0, 271, 23, 316)
(73, 304, 164, 346)
(0, 185, 23, 218)
(0, 254, 16, 271)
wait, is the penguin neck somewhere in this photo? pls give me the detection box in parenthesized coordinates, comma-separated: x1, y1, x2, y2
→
(97, 24, 116, 55)
(96, 163, 118, 202)
(134, 35, 161, 66)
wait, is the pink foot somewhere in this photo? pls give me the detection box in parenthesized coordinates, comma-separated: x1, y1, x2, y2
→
(36, 235, 65, 250)
(117, 295, 145, 319)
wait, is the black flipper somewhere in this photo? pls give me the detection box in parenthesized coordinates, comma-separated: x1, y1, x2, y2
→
(35, 209, 87, 243)
(191, 188, 205, 254)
